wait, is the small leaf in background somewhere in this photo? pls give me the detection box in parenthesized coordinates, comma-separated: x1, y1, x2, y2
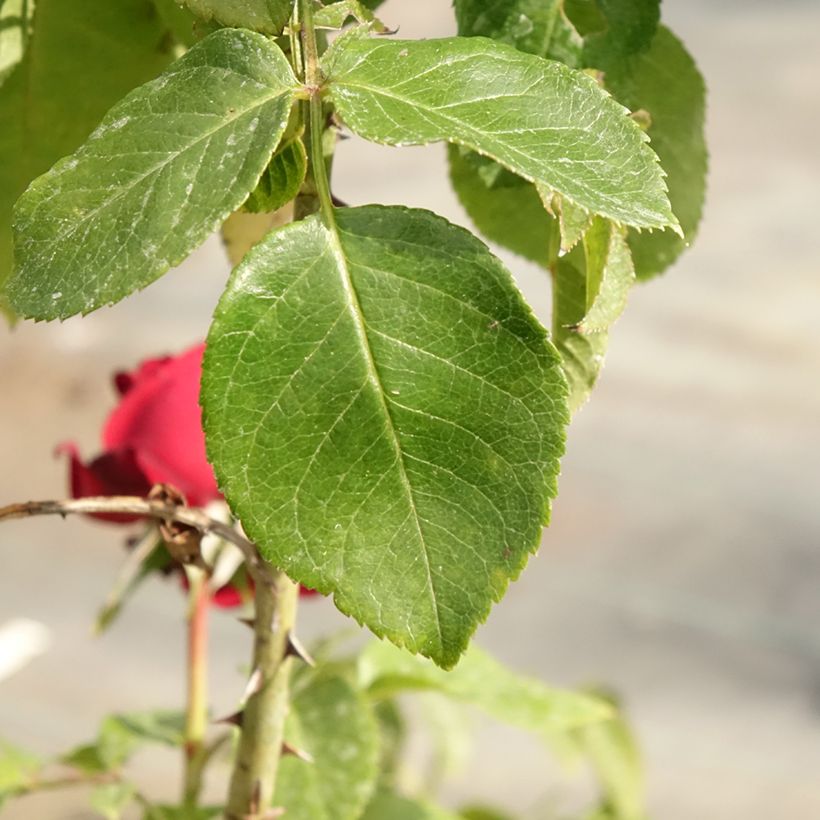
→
(577, 0, 660, 65)
(143, 806, 222, 820)
(459, 807, 515, 820)
(573, 692, 645, 820)
(453, 0, 582, 66)
(315, 1, 388, 32)
(95, 533, 172, 635)
(372, 698, 406, 787)
(0, 0, 175, 319)
(90, 782, 138, 820)
(179, 0, 290, 33)
(359, 641, 612, 735)
(151, 0, 212, 47)
(275, 672, 380, 820)
(63, 711, 187, 774)
(552, 246, 609, 413)
(7, 28, 298, 320)
(448, 146, 559, 268)
(577, 217, 635, 335)
(221, 206, 294, 268)
(601, 26, 707, 279)
(203, 205, 569, 668)
(537, 188, 592, 253)
(325, 36, 677, 231)
(0, 740, 41, 806)
(244, 138, 308, 215)
(361, 789, 461, 820)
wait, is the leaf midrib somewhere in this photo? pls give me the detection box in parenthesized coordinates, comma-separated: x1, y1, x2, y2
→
(325, 218, 445, 655)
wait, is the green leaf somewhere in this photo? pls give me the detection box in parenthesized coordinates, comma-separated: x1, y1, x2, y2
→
(453, 0, 582, 65)
(0, 0, 175, 318)
(63, 711, 187, 774)
(359, 641, 612, 734)
(0, 0, 33, 84)
(448, 145, 558, 268)
(203, 204, 568, 668)
(459, 808, 515, 820)
(580, 0, 660, 65)
(244, 137, 307, 214)
(315, 1, 387, 32)
(577, 217, 635, 334)
(552, 245, 609, 413)
(151, 0, 210, 47)
(143, 806, 222, 820)
(221, 207, 293, 267)
(96, 534, 172, 635)
(324, 36, 676, 230)
(361, 789, 461, 820)
(574, 694, 645, 820)
(90, 782, 137, 820)
(7, 28, 298, 320)
(601, 26, 707, 279)
(0, 740, 40, 805)
(276, 672, 379, 820)
(372, 699, 406, 786)
(180, 0, 289, 33)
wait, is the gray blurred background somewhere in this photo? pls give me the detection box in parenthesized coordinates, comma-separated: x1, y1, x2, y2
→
(2, 0, 819, 817)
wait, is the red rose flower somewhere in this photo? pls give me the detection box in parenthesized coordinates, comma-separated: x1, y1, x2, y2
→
(59, 343, 316, 604)
(63, 343, 219, 507)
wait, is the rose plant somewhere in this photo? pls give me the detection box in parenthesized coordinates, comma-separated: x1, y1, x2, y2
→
(0, 1, 706, 818)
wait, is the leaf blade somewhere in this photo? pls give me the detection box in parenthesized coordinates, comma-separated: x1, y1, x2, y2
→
(324, 36, 676, 230)
(0, 0, 176, 318)
(359, 640, 612, 735)
(276, 672, 380, 820)
(7, 28, 298, 320)
(203, 205, 569, 667)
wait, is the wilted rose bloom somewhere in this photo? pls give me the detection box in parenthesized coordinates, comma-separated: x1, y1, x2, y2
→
(59, 342, 315, 605)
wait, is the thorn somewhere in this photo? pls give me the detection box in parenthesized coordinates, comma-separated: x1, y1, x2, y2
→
(214, 709, 244, 728)
(242, 667, 264, 702)
(285, 633, 315, 667)
(282, 742, 314, 763)
(238, 617, 256, 630)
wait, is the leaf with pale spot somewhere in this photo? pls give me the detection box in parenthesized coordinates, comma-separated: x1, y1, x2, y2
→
(203, 205, 568, 667)
(7, 28, 298, 320)
(0, 0, 175, 319)
(275, 672, 379, 820)
(324, 36, 677, 231)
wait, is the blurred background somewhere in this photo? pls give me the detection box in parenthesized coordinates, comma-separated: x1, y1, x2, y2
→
(2, 0, 819, 817)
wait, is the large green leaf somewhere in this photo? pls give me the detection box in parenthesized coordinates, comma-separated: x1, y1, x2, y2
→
(453, 0, 582, 66)
(276, 673, 379, 820)
(552, 245, 608, 413)
(7, 28, 298, 320)
(203, 205, 568, 668)
(324, 36, 676, 231)
(601, 26, 707, 279)
(359, 641, 612, 733)
(180, 0, 290, 33)
(0, 0, 174, 317)
(448, 145, 558, 267)
(361, 790, 461, 820)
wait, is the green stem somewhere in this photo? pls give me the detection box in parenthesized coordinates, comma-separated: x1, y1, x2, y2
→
(183, 569, 209, 806)
(300, 0, 336, 227)
(224, 571, 299, 819)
